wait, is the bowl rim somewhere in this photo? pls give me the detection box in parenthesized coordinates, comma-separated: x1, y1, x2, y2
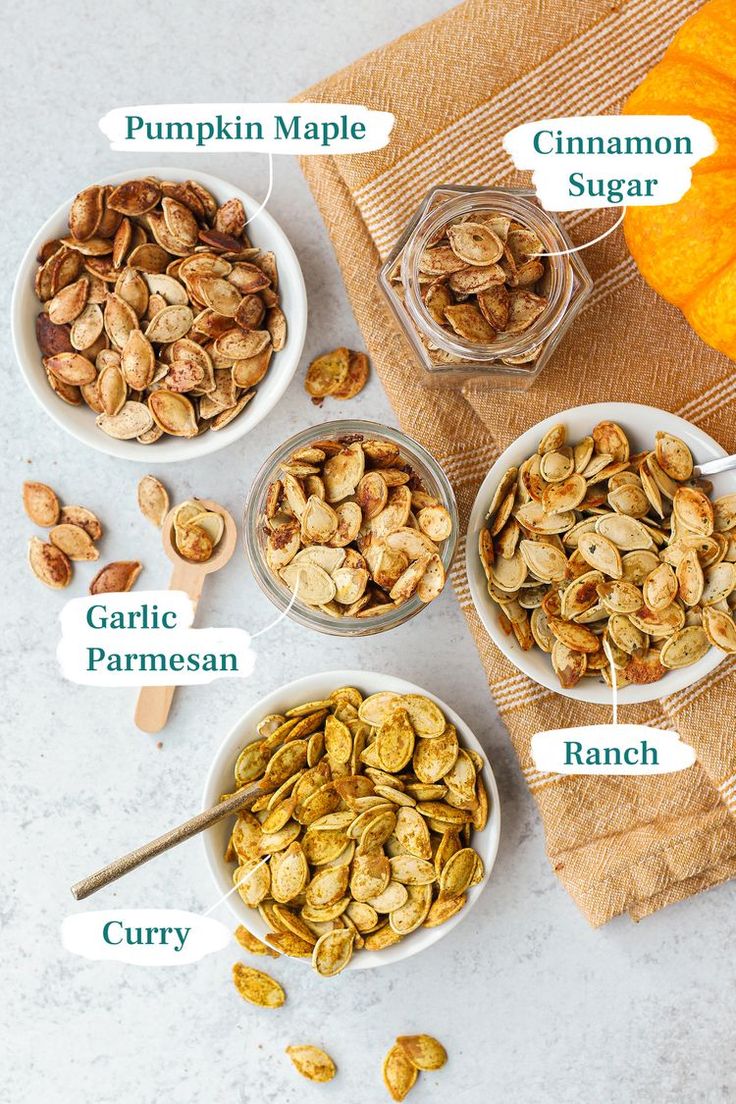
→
(466, 401, 732, 706)
(243, 419, 460, 637)
(11, 165, 307, 463)
(201, 669, 501, 970)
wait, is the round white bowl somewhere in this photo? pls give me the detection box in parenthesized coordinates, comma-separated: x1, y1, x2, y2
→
(11, 166, 307, 462)
(202, 670, 501, 970)
(466, 402, 735, 705)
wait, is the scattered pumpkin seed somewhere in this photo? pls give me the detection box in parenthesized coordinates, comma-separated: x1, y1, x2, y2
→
(23, 481, 60, 527)
(231, 963, 285, 1008)
(285, 1045, 336, 1083)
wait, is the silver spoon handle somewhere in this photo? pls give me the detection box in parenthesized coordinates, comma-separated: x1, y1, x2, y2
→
(693, 454, 736, 478)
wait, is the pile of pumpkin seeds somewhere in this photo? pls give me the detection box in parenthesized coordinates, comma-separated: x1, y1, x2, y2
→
(170, 499, 225, 563)
(33, 176, 286, 442)
(226, 686, 488, 977)
(479, 421, 736, 689)
(24, 479, 141, 593)
(262, 434, 454, 617)
(418, 212, 549, 347)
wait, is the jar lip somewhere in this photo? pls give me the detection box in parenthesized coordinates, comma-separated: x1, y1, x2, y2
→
(401, 189, 575, 360)
(243, 419, 459, 637)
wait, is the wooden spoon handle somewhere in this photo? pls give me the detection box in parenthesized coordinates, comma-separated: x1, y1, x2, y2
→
(70, 783, 261, 900)
(134, 559, 207, 734)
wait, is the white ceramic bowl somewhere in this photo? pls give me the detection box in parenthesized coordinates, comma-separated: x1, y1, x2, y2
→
(202, 670, 501, 970)
(11, 166, 307, 462)
(467, 402, 735, 705)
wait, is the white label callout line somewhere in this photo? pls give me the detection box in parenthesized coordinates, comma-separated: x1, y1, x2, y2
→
(533, 208, 626, 257)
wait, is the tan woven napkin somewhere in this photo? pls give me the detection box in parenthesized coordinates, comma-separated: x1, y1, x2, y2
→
(295, 0, 736, 924)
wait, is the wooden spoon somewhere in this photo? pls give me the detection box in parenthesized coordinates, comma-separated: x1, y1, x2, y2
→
(134, 499, 238, 734)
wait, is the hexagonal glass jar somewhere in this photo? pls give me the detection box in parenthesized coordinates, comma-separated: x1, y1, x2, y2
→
(378, 185, 594, 389)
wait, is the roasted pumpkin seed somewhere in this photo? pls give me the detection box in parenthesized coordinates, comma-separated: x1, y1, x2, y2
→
(285, 1045, 336, 1083)
(231, 963, 285, 1008)
(137, 475, 170, 527)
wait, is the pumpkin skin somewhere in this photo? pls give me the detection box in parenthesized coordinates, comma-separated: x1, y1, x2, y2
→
(623, 0, 736, 360)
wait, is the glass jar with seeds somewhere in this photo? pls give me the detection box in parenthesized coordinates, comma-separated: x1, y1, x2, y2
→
(378, 186, 593, 389)
(244, 421, 458, 635)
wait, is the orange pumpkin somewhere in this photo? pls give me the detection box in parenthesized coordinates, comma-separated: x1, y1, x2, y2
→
(623, 0, 736, 361)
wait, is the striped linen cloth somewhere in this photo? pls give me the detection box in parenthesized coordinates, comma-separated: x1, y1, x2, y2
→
(296, 0, 736, 924)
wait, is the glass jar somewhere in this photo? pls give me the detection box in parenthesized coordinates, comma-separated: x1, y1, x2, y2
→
(243, 420, 458, 637)
(378, 185, 593, 389)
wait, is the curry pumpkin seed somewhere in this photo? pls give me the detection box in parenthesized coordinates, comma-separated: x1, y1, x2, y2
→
(234, 924, 280, 958)
(382, 1044, 418, 1102)
(312, 927, 355, 976)
(389, 883, 433, 935)
(396, 1035, 447, 1072)
(439, 847, 477, 898)
(231, 963, 285, 1008)
(285, 1045, 336, 1083)
(424, 894, 466, 927)
(234, 860, 271, 908)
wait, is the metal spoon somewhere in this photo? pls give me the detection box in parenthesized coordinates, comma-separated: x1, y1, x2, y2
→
(134, 499, 238, 734)
(693, 454, 736, 478)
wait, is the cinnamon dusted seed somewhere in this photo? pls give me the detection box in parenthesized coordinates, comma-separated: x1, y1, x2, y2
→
(415, 209, 549, 349)
(305, 347, 369, 400)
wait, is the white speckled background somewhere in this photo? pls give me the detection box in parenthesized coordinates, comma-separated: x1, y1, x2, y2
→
(2, 3, 734, 1102)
